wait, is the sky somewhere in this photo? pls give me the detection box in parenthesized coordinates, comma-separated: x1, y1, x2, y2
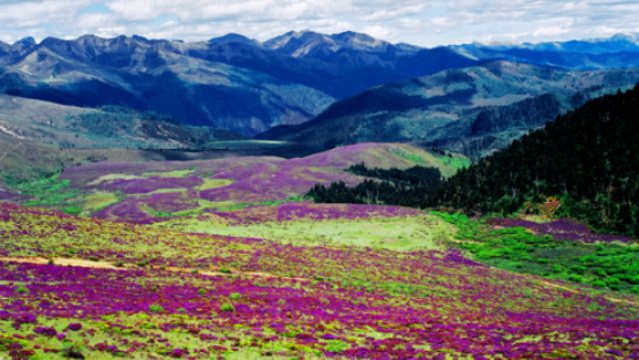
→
(0, 0, 638, 47)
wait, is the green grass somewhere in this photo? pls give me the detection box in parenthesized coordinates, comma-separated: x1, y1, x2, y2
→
(195, 178, 234, 190)
(79, 192, 121, 215)
(12, 174, 79, 208)
(432, 212, 639, 294)
(433, 154, 471, 172)
(142, 169, 196, 178)
(389, 148, 425, 163)
(168, 213, 456, 251)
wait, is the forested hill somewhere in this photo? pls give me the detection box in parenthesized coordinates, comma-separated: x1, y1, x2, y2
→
(427, 84, 639, 237)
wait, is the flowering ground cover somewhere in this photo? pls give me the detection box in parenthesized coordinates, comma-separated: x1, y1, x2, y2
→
(435, 212, 639, 295)
(487, 218, 635, 244)
(0, 143, 463, 222)
(1, 202, 639, 359)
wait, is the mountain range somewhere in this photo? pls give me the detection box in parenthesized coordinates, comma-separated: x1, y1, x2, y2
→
(4, 31, 639, 137)
(258, 61, 639, 159)
(2, 30, 639, 142)
(0, 31, 481, 137)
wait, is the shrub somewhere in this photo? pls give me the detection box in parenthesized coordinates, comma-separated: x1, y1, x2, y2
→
(630, 276, 639, 284)
(569, 265, 586, 275)
(16, 286, 28, 294)
(229, 293, 241, 299)
(568, 274, 583, 283)
(219, 268, 232, 274)
(607, 277, 621, 286)
(220, 304, 234, 312)
(594, 268, 608, 277)
(551, 264, 563, 273)
(148, 304, 164, 313)
(592, 280, 606, 288)
(198, 289, 207, 295)
(631, 286, 639, 294)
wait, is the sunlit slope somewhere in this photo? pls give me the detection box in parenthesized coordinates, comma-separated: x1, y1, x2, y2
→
(0, 142, 468, 220)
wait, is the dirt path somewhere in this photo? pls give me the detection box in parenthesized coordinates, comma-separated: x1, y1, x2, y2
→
(0, 257, 308, 282)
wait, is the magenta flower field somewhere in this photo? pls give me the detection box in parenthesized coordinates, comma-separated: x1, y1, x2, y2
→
(1, 202, 639, 359)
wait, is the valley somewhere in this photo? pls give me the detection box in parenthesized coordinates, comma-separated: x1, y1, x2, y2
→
(0, 30, 639, 360)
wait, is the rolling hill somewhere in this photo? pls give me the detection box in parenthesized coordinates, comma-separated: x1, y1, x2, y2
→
(0, 142, 467, 220)
(258, 61, 639, 158)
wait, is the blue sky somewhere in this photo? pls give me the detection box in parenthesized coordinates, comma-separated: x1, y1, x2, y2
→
(0, 0, 638, 46)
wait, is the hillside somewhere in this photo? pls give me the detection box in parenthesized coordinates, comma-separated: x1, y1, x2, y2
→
(0, 142, 466, 220)
(1, 202, 637, 358)
(0, 96, 245, 149)
(258, 61, 639, 158)
(427, 84, 639, 237)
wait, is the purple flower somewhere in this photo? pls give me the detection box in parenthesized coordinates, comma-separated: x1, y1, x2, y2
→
(67, 323, 82, 332)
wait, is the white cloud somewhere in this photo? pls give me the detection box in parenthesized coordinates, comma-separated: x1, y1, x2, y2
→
(0, 0, 638, 47)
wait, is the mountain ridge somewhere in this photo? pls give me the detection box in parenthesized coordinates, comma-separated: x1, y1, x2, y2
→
(3, 31, 639, 137)
(258, 60, 639, 158)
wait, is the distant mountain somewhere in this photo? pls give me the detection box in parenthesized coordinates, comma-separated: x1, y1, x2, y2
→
(262, 30, 477, 78)
(4, 31, 639, 137)
(0, 35, 339, 136)
(258, 61, 639, 159)
(208, 33, 261, 46)
(459, 33, 639, 55)
(452, 33, 639, 70)
(13, 37, 36, 47)
(0, 33, 484, 136)
(427, 84, 639, 238)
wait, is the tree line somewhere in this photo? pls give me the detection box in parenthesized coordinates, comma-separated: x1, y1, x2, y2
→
(309, 84, 639, 238)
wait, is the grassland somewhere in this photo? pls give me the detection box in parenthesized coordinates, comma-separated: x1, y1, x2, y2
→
(168, 209, 454, 251)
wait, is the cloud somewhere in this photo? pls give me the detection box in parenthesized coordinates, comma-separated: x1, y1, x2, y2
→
(0, 0, 637, 47)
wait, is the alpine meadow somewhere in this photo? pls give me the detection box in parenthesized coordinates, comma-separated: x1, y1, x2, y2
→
(1, 3, 639, 359)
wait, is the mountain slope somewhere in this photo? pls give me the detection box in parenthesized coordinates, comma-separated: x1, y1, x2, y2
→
(0, 34, 484, 136)
(427, 84, 639, 237)
(0, 95, 245, 149)
(258, 61, 639, 158)
(0, 36, 340, 136)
